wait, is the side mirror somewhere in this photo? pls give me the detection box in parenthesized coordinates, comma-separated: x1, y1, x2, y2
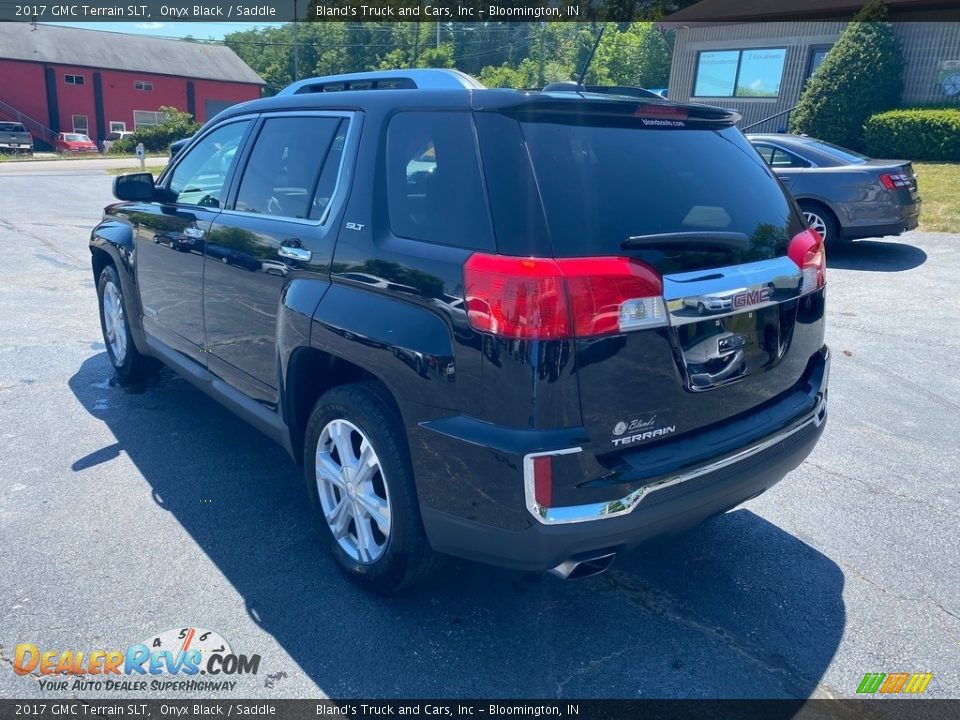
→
(113, 172, 155, 202)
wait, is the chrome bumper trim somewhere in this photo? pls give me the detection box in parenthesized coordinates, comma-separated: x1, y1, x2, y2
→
(524, 395, 827, 526)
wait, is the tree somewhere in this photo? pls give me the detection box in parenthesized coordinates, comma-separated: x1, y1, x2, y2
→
(789, 0, 902, 149)
(594, 23, 671, 88)
(224, 20, 678, 95)
(479, 64, 526, 88)
(109, 107, 200, 153)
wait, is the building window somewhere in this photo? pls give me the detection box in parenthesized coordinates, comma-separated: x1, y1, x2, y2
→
(134, 80, 154, 91)
(133, 110, 165, 129)
(64, 74, 84, 86)
(72, 115, 89, 134)
(807, 46, 832, 80)
(693, 48, 787, 98)
(109, 121, 126, 133)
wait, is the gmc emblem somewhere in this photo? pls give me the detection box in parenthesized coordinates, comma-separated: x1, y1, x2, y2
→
(732, 287, 771, 309)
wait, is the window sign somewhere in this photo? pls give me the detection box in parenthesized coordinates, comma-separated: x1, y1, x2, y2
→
(694, 51, 739, 97)
(694, 48, 787, 98)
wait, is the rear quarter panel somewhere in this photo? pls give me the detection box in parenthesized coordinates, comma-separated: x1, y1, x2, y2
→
(793, 169, 906, 229)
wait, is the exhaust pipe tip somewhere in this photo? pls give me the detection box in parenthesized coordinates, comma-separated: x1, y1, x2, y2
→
(548, 550, 617, 580)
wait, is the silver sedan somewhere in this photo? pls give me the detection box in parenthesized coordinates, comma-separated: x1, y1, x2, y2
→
(747, 134, 921, 246)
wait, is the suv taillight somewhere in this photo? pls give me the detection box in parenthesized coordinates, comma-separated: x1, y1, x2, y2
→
(463, 253, 666, 340)
(788, 228, 826, 296)
(880, 172, 911, 189)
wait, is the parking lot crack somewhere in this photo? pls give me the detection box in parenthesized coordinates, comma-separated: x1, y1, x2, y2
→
(805, 461, 952, 516)
(0, 643, 41, 681)
(599, 570, 821, 696)
(833, 561, 960, 647)
(0, 218, 86, 270)
(555, 646, 633, 698)
(845, 354, 960, 413)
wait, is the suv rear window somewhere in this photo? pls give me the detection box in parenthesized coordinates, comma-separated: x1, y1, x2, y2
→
(385, 112, 494, 250)
(479, 114, 802, 272)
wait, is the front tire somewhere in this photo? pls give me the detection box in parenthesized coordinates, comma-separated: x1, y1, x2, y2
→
(304, 382, 440, 593)
(97, 264, 157, 381)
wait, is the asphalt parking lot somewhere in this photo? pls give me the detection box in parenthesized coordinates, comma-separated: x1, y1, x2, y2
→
(1, 161, 958, 700)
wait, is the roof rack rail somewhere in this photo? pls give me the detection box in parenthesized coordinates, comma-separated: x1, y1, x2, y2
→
(278, 69, 485, 96)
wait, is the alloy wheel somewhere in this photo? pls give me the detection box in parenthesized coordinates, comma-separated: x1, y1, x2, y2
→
(315, 419, 392, 564)
(804, 211, 828, 243)
(102, 280, 127, 365)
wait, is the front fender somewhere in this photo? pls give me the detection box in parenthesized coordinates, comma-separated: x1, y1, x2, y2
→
(90, 209, 148, 353)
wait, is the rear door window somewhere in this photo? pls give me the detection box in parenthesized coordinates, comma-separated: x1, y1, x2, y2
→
(385, 112, 494, 250)
(234, 116, 346, 220)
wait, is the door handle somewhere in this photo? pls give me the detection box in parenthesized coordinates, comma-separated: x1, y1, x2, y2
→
(278, 246, 312, 262)
(183, 226, 204, 240)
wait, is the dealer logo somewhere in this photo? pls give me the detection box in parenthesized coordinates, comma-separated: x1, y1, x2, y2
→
(13, 627, 261, 693)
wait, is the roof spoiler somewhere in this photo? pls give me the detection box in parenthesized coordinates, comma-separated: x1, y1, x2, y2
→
(480, 93, 740, 125)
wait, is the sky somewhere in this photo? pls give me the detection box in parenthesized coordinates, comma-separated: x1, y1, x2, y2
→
(47, 22, 284, 41)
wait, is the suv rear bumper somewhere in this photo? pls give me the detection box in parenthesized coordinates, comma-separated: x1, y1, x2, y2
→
(418, 348, 829, 572)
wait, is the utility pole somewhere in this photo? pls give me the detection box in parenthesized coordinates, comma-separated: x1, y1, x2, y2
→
(293, 0, 300, 81)
(412, 20, 421, 67)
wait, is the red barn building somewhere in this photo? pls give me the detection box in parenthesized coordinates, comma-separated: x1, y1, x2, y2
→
(0, 23, 264, 149)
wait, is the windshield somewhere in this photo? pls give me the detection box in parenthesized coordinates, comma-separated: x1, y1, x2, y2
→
(516, 120, 802, 272)
(64, 134, 90, 142)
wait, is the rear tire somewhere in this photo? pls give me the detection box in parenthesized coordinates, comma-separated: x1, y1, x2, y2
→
(304, 382, 441, 593)
(799, 202, 843, 248)
(97, 264, 159, 382)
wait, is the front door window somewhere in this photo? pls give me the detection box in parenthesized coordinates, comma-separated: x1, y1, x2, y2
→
(165, 121, 249, 208)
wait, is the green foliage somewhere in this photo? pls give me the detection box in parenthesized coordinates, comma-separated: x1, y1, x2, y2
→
(590, 23, 672, 87)
(789, 0, 902, 150)
(109, 107, 200, 154)
(864, 109, 960, 161)
(419, 44, 455, 68)
(479, 64, 527, 89)
(224, 21, 674, 96)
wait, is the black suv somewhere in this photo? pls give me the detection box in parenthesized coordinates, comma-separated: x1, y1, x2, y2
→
(91, 69, 829, 593)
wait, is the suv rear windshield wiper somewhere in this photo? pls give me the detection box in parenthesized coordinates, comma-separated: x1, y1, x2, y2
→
(622, 231, 750, 251)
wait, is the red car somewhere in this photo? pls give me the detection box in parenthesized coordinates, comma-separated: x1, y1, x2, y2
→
(55, 132, 98, 154)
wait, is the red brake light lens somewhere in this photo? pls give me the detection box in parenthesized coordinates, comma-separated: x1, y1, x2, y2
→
(634, 104, 688, 121)
(788, 228, 826, 295)
(463, 255, 569, 340)
(532, 456, 552, 508)
(880, 172, 911, 190)
(464, 253, 664, 340)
